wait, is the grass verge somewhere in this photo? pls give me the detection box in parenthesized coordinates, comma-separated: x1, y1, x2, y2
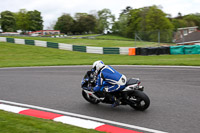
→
(0, 110, 102, 133)
(4, 35, 175, 47)
(0, 42, 200, 68)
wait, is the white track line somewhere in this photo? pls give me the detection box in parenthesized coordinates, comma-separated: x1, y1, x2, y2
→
(0, 100, 167, 133)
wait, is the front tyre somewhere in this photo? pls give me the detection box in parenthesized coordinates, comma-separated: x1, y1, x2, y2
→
(82, 90, 100, 104)
(128, 90, 150, 111)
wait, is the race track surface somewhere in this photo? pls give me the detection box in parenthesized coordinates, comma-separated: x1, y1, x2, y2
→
(0, 66, 200, 133)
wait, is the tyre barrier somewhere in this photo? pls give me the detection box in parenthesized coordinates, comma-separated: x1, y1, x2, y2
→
(0, 37, 199, 55)
(135, 47, 170, 56)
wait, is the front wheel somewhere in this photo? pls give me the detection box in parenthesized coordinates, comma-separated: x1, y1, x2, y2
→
(82, 90, 100, 104)
(128, 90, 150, 111)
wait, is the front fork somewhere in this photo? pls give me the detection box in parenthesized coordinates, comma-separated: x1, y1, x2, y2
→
(83, 90, 104, 101)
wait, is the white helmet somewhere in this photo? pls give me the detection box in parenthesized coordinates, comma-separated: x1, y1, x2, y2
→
(92, 60, 105, 73)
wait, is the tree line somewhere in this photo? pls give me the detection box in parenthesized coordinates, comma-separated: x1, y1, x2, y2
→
(0, 6, 200, 41)
(0, 9, 43, 33)
(111, 6, 200, 42)
(53, 9, 115, 35)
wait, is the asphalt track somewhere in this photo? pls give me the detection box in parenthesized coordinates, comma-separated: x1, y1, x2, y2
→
(0, 66, 200, 133)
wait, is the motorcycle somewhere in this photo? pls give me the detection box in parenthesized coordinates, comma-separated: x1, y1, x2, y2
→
(81, 70, 150, 111)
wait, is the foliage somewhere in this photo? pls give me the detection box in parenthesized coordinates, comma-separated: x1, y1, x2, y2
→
(183, 13, 200, 29)
(96, 8, 115, 33)
(54, 13, 97, 34)
(171, 19, 189, 29)
(112, 14, 129, 36)
(27, 10, 43, 31)
(54, 9, 115, 34)
(15, 9, 29, 32)
(171, 13, 200, 30)
(143, 6, 174, 42)
(15, 9, 43, 32)
(73, 13, 97, 34)
(0, 11, 16, 32)
(54, 14, 74, 34)
(0, 9, 43, 32)
(113, 5, 174, 42)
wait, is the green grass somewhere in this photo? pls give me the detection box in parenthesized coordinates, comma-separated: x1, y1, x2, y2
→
(0, 110, 102, 133)
(4, 35, 175, 47)
(66, 34, 99, 38)
(95, 34, 134, 40)
(0, 42, 200, 68)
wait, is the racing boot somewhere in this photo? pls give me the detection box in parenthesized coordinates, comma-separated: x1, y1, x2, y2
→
(111, 96, 121, 107)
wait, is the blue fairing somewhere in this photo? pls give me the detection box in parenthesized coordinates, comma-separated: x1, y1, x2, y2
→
(81, 78, 90, 90)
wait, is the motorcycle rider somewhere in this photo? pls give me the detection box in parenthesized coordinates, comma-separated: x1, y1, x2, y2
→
(91, 60, 127, 107)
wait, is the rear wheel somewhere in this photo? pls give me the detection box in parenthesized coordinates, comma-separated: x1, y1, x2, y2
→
(128, 90, 150, 111)
(82, 90, 100, 104)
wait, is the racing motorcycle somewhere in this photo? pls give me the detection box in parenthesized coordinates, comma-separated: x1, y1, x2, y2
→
(81, 70, 150, 111)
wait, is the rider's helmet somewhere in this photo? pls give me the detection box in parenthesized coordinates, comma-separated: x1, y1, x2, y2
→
(92, 60, 105, 73)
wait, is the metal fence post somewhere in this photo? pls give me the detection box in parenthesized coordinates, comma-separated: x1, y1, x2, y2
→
(135, 32, 137, 47)
(158, 30, 160, 46)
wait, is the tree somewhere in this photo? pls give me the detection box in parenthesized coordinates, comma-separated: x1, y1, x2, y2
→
(121, 5, 174, 42)
(54, 13, 97, 35)
(0, 11, 16, 32)
(54, 14, 74, 34)
(112, 6, 132, 36)
(123, 8, 142, 38)
(75, 13, 97, 34)
(74, 13, 88, 20)
(15, 9, 29, 32)
(112, 14, 129, 36)
(86, 15, 97, 33)
(14, 9, 43, 32)
(96, 8, 115, 33)
(27, 10, 43, 31)
(120, 6, 132, 16)
(183, 13, 200, 29)
(171, 13, 200, 30)
(171, 19, 189, 30)
(144, 6, 174, 42)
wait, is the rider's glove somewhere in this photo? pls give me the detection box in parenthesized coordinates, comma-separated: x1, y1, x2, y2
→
(91, 68, 95, 72)
(88, 86, 94, 92)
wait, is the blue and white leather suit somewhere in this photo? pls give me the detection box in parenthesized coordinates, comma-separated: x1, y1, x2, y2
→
(93, 65, 127, 92)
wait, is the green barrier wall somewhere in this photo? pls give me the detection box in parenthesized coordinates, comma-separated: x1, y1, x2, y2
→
(170, 45, 200, 55)
(73, 45, 86, 52)
(170, 46, 184, 55)
(25, 40, 35, 45)
(197, 45, 200, 54)
(47, 42, 58, 49)
(184, 45, 198, 54)
(103, 47, 119, 54)
(6, 38, 15, 43)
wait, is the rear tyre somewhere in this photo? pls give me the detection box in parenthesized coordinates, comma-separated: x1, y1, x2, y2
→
(128, 90, 150, 111)
(82, 90, 100, 104)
